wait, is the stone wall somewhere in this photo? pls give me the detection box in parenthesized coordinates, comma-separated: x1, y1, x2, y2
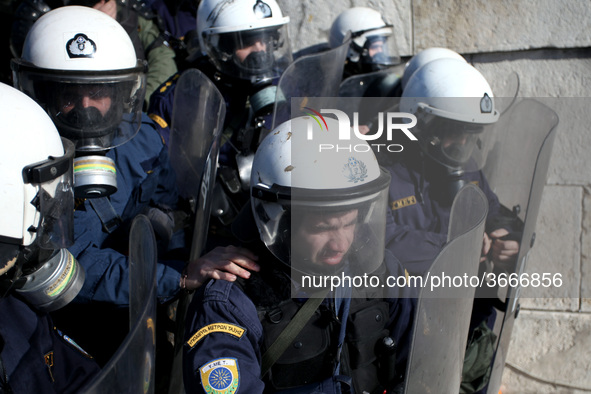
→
(277, 0, 591, 392)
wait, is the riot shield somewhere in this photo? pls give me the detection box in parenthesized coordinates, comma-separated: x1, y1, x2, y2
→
(168, 68, 226, 224)
(271, 35, 350, 130)
(167, 68, 226, 394)
(338, 64, 405, 98)
(494, 72, 520, 115)
(403, 184, 489, 393)
(82, 215, 158, 393)
(480, 98, 559, 394)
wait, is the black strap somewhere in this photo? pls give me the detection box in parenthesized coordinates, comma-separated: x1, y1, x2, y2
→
(260, 289, 329, 377)
(89, 197, 122, 234)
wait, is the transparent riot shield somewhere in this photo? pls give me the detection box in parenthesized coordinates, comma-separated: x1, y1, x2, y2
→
(167, 68, 226, 394)
(271, 35, 350, 130)
(338, 64, 405, 98)
(481, 98, 559, 394)
(403, 184, 489, 393)
(82, 214, 158, 393)
(168, 68, 227, 224)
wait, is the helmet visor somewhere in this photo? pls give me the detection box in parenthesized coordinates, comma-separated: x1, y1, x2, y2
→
(415, 109, 494, 170)
(11, 59, 147, 151)
(252, 168, 390, 277)
(204, 25, 292, 82)
(23, 138, 75, 249)
(353, 26, 401, 69)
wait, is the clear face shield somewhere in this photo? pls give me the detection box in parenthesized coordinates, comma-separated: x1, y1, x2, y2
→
(415, 108, 495, 172)
(12, 59, 148, 198)
(1, 138, 84, 311)
(352, 26, 400, 72)
(23, 137, 76, 250)
(11, 59, 147, 152)
(206, 25, 292, 84)
(251, 168, 390, 278)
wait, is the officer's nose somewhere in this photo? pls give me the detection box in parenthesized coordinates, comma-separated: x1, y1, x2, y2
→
(252, 40, 266, 52)
(81, 95, 93, 108)
(328, 231, 351, 252)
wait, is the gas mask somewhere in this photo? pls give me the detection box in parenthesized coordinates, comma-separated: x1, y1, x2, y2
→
(1, 245, 85, 312)
(11, 60, 148, 199)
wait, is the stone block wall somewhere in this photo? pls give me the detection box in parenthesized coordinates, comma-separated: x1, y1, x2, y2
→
(277, 0, 591, 392)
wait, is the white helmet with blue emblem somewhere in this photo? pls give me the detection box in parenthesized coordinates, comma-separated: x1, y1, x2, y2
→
(11, 6, 146, 152)
(196, 0, 292, 83)
(400, 57, 499, 170)
(0, 82, 85, 312)
(250, 115, 390, 276)
(329, 7, 400, 74)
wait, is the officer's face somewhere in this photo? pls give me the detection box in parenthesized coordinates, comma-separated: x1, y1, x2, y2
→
(235, 39, 268, 63)
(441, 130, 469, 148)
(293, 210, 358, 266)
(57, 85, 113, 116)
(368, 40, 385, 58)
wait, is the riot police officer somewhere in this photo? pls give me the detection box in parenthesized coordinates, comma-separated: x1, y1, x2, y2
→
(11, 5, 258, 364)
(183, 116, 415, 393)
(329, 6, 401, 79)
(148, 0, 293, 231)
(387, 57, 521, 393)
(0, 82, 100, 393)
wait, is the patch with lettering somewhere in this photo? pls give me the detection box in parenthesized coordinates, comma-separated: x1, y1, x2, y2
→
(187, 323, 245, 348)
(200, 358, 239, 394)
(390, 195, 417, 210)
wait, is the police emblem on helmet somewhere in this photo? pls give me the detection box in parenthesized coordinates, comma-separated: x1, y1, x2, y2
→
(66, 33, 97, 58)
(253, 0, 272, 18)
(480, 93, 493, 113)
(343, 157, 368, 183)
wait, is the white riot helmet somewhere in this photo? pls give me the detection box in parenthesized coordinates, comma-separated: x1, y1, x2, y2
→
(0, 83, 84, 312)
(250, 116, 391, 276)
(401, 47, 466, 91)
(197, 0, 292, 84)
(329, 7, 400, 74)
(12, 6, 148, 198)
(400, 58, 499, 170)
(11, 6, 147, 152)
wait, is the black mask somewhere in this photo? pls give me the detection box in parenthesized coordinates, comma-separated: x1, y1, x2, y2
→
(242, 51, 272, 73)
(64, 106, 105, 132)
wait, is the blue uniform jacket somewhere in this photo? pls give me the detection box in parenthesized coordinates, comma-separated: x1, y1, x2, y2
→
(384, 158, 505, 276)
(0, 295, 100, 393)
(182, 250, 415, 394)
(70, 114, 185, 305)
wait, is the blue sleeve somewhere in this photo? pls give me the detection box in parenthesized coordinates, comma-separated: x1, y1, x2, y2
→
(385, 208, 447, 276)
(147, 73, 180, 145)
(183, 280, 266, 394)
(72, 239, 183, 305)
(71, 116, 186, 305)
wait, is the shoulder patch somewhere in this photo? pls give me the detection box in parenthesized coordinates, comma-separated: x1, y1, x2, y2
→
(200, 358, 240, 393)
(148, 113, 168, 129)
(187, 323, 246, 348)
(390, 195, 417, 210)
